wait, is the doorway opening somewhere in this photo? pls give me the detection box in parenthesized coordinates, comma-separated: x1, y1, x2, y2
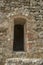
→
(13, 24, 24, 51)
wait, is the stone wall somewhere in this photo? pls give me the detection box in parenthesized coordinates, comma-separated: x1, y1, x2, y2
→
(5, 58, 43, 65)
(0, 0, 43, 65)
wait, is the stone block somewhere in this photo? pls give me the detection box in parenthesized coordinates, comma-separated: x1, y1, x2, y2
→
(0, 48, 2, 53)
(5, 58, 43, 65)
(0, 55, 2, 61)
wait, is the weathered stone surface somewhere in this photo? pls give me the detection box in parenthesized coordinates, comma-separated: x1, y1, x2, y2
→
(5, 58, 43, 65)
(39, 32, 43, 38)
(0, 48, 2, 53)
(0, 55, 3, 61)
(0, 0, 43, 65)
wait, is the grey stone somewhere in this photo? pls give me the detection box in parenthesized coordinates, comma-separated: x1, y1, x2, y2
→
(5, 58, 43, 65)
(39, 32, 43, 38)
(0, 48, 2, 53)
(0, 0, 43, 65)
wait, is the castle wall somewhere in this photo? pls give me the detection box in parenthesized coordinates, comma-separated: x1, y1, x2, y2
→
(0, 0, 43, 65)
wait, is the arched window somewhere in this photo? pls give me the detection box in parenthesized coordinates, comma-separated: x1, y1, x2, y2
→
(13, 24, 24, 51)
(13, 17, 26, 51)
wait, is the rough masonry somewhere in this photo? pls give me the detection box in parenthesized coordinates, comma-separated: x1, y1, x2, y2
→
(0, 0, 43, 65)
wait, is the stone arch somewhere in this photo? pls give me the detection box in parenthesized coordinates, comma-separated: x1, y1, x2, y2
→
(8, 15, 29, 52)
(13, 16, 28, 52)
(8, 15, 35, 53)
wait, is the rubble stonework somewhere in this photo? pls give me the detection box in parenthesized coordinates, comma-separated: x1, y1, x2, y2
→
(5, 58, 43, 65)
(0, 0, 43, 65)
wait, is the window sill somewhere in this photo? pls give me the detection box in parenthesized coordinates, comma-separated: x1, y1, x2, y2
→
(12, 51, 26, 58)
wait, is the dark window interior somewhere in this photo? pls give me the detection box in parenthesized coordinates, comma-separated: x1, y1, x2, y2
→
(13, 24, 24, 51)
